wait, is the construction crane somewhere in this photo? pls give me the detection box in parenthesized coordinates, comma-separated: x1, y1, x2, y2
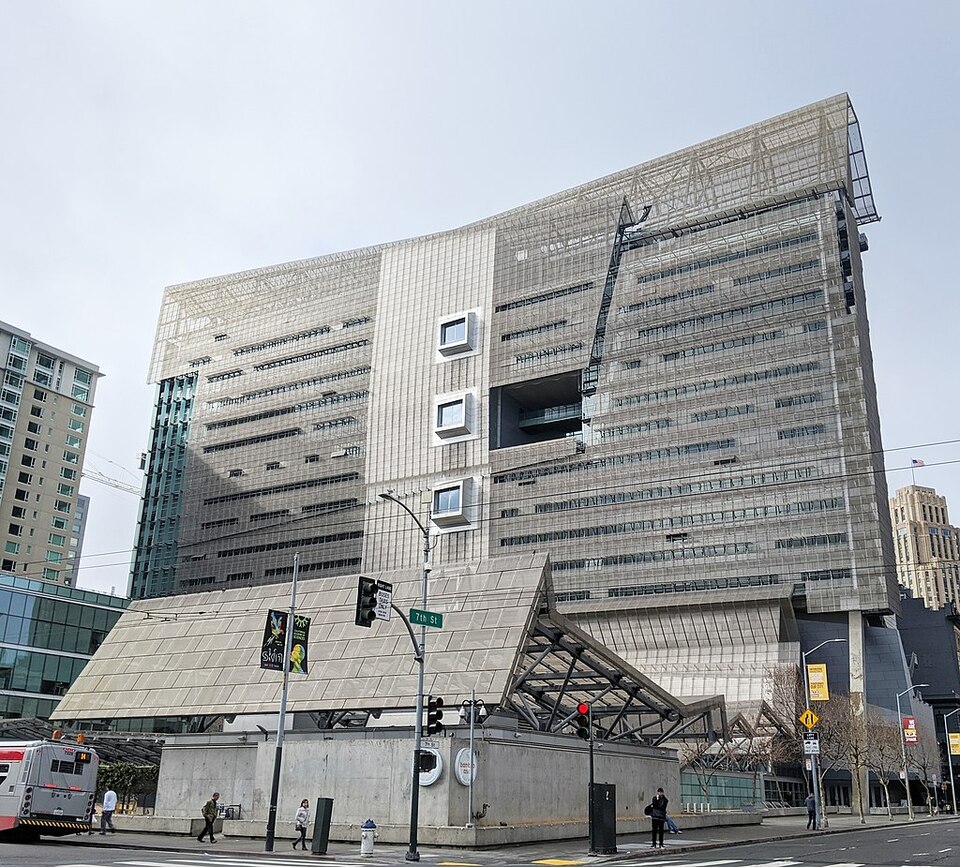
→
(580, 198, 652, 400)
(81, 469, 141, 496)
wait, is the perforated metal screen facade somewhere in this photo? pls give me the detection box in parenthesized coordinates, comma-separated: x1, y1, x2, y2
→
(131, 94, 896, 707)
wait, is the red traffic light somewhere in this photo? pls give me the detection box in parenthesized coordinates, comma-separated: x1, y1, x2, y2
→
(577, 702, 590, 715)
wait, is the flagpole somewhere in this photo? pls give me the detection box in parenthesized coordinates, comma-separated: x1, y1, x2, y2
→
(911, 465, 916, 485)
(265, 551, 300, 851)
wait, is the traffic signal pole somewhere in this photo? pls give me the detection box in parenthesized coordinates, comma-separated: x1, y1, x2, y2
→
(378, 492, 431, 863)
(588, 704, 596, 853)
(265, 552, 299, 851)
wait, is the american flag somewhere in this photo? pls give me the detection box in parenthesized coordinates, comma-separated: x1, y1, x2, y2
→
(912, 459, 925, 467)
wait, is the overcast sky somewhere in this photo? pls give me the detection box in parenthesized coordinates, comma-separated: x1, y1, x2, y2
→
(2, 1, 958, 596)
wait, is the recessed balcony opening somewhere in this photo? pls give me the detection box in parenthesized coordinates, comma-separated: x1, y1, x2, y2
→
(490, 372, 582, 450)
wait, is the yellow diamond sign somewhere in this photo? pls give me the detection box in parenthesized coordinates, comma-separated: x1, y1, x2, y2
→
(799, 709, 820, 730)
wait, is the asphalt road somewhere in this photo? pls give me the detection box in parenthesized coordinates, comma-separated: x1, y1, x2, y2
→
(1, 821, 957, 867)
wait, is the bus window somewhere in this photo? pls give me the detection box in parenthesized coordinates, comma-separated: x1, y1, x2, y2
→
(0, 762, 8, 786)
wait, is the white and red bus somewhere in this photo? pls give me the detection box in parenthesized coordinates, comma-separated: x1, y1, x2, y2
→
(0, 739, 98, 838)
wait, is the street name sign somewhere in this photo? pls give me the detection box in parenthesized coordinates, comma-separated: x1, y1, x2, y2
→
(410, 608, 443, 628)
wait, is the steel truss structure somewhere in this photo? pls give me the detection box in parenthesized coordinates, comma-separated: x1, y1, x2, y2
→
(505, 610, 727, 745)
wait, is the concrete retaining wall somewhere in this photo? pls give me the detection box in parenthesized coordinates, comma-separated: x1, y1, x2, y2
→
(153, 726, 686, 844)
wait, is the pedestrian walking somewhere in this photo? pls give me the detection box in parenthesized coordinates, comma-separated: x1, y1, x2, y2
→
(805, 792, 816, 830)
(197, 792, 220, 843)
(648, 787, 668, 848)
(293, 798, 310, 850)
(99, 788, 117, 834)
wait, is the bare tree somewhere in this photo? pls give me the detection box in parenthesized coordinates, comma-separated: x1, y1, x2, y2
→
(813, 692, 853, 828)
(678, 739, 724, 807)
(839, 696, 869, 823)
(908, 728, 942, 815)
(865, 710, 902, 820)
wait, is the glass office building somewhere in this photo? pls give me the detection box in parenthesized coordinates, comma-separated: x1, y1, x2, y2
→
(131, 94, 896, 713)
(0, 572, 127, 720)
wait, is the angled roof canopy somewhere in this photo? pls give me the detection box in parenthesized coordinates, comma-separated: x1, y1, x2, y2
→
(56, 554, 725, 743)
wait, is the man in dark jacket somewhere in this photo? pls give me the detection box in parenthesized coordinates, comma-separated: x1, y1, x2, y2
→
(649, 788, 668, 848)
(198, 792, 219, 843)
(805, 792, 816, 830)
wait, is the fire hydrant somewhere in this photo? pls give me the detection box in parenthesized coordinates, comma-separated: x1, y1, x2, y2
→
(360, 818, 377, 857)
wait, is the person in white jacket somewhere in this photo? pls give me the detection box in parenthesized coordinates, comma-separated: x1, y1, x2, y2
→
(100, 788, 117, 834)
(293, 799, 310, 850)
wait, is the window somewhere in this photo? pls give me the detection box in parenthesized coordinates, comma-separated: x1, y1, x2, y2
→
(24, 438, 38, 451)
(49, 533, 66, 547)
(54, 500, 71, 514)
(17, 472, 32, 485)
(71, 384, 89, 401)
(42, 568, 59, 581)
(36, 353, 54, 370)
(51, 517, 67, 530)
(304, 454, 320, 464)
(432, 478, 473, 528)
(437, 400, 464, 429)
(34, 369, 52, 386)
(228, 468, 243, 478)
(8, 524, 22, 537)
(434, 393, 473, 438)
(71, 403, 86, 417)
(63, 450, 79, 464)
(21, 454, 35, 467)
(12, 507, 26, 519)
(34, 388, 46, 402)
(74, 368, 92, 385)
(4, 542, 19, 555)
(65, 434, 82, 448)
(266, 461, 281, 471)
(27, 422, 41, 435)
(57, 483, 74, 496)
(60, 467, 77, 480)
(438, 311, 477, 356)
(30, 406, 43, 418)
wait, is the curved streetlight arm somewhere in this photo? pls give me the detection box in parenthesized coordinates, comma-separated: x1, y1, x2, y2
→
(379, 492, 430, 540)
(802, 638, 847, 662)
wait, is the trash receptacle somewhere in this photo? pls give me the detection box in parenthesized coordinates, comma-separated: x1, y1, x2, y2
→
(589, 783, 617, 855)
(311, 797, 334, 855)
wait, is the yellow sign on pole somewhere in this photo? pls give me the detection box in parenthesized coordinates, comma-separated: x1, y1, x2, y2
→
(799, 709, 820, 730)
(807, 663, 829, 701)
(949, 732, 960, 756)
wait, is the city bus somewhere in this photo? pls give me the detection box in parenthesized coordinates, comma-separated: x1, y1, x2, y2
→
(0, 739, 98, 839)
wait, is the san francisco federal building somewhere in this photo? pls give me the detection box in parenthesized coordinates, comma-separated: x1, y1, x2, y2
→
(128, 93, 897, 718)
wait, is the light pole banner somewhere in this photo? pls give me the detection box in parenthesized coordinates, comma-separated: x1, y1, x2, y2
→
(902, 716, 918, 744)
(950, 732, 960, 755)
(260, 610, 311, 673)
(807, 663, 829, 701)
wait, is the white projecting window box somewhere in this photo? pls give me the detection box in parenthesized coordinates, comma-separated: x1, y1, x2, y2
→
(434, 392, 475, 440)
(437, 311, 479, 358)
(432, 478, 475, 529)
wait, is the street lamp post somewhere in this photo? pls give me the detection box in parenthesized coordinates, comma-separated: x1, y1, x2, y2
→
(896, 683, 929, 821)
(945, 707, 960, 816)
(379, 492, 431, 862)
(802, 638, 846, 831)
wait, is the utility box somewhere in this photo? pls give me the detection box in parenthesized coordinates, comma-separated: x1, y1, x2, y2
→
(589, 783, 617, 855)
(311, 797, 334, 854)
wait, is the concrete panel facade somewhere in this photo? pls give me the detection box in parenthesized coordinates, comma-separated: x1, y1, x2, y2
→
(155, 726, 680, 843)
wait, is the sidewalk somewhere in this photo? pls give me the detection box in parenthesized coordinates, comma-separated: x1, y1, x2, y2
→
(57, 811, 959, 862)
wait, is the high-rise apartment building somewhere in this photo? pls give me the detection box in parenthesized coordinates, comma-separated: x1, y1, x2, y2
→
(132, 94, 897, 711)
(890, 485, 960, 609)
(63, 493, 90, 587)
(0, 323, 100, 585)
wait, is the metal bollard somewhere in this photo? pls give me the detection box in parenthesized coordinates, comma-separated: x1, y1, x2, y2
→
(360, 818, 377, 857)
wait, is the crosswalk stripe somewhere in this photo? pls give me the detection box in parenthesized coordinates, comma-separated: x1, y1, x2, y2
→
(822, 863, 864, 867)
